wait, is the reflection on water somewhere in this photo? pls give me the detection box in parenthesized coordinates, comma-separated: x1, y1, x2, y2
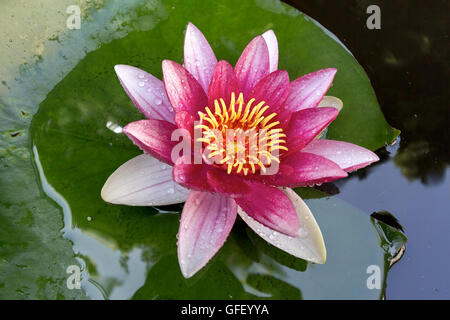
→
(32, 136, 401, 299)
(106, 121, 123, 134)
(286, 0, 449, 185)
(33, 145, 148, 299)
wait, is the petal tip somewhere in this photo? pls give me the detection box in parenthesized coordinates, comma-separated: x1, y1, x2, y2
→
(262, 29, 275, 35)
(100, 178, 122, 205)
(178, 259, 197, 279)
(326, 67, 337, 73)
(324, 68, 338, 81)
(113, 64, 124, 73)
(372, 152, 380, 162)
(162, 59, 177, 70)
(113, 64, 130, 80)
(100, 182, 112, 203)
(122, 122, 132, 135)
(161, 59, 171, 69)
(178, 249, 198, 278)
(312, 238, 327, 264)
(311, 246, 327, 264)
(186, 21, 198, 31)
(318, 250, 327, 264)
(322, 68, 337, 78)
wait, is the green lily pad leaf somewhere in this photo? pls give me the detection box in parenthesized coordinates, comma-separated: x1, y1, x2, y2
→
(1, 0, 401, 299)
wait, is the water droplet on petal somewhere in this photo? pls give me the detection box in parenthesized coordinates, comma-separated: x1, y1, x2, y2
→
(298, 227, 309, 238)
(138, 81, 145, 87)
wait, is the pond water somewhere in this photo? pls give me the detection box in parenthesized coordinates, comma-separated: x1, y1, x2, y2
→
(286, 0, 449, 299)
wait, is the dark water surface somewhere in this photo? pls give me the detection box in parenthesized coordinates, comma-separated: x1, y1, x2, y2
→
(285, 0, 449, 298)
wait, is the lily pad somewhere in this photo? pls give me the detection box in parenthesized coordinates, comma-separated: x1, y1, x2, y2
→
(0, 0, 402, 299)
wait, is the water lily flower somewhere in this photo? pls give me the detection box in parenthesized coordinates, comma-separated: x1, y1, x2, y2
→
(101, 22, 379, 278)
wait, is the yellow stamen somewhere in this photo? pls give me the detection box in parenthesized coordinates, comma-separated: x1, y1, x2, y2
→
(196, 92, 288, 175)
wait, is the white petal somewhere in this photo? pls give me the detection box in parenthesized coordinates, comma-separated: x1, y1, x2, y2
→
(318, 95, 343, 112)
(302, 139, 379, 172)
(238, 187, 326, 264)
(101, 154, 189, 206)
(262, 29, 278, 72)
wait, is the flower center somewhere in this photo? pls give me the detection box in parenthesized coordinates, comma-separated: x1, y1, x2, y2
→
(195, 92, 288, 175)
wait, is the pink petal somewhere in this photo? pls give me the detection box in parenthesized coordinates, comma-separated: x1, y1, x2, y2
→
(302, 139, 379, 172)
(206, 169, 251, 196)
(276, 107, 294, 130)
(207, 60, 238, 106)
(251, 152, 348, 187)
(238, 187, 326, 264)
(234, 182, 298, 237)
(172, 158, 214, 192)
(249, 70, 289, 113)
(101, 154, 189, 206)
(114, 65, 174, 123)
(262, 30, 278, 72)
(285, 107, 339, 155)
(172, 159, 251, 196)
(284, 68, 337, 112)
(178, 191, 237, 278)
(174, 110, 195, 136)
(234, 36, 270, 98)
(162, 60, 208, 116)
(123, 120, 178, 165)
(184, 22, 218, 93)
